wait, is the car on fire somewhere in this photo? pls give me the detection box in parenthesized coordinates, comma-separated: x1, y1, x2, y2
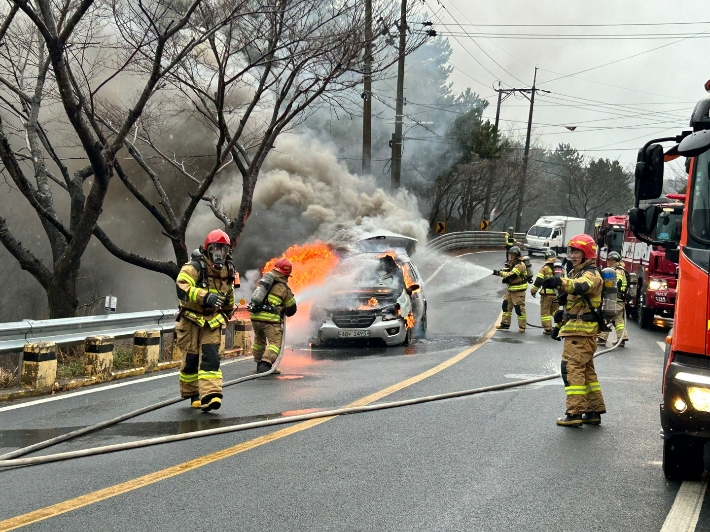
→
(309, 235, 427, 347)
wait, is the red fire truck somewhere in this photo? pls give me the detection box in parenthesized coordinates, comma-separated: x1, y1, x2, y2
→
(630, 82, 710, 479)
(595, 198, 684, 329)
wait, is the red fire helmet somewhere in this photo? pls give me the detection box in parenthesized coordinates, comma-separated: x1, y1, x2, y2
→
(204, 229, 230, 249)
(274, 258, 293, 276)
(567, 234, 597, 259)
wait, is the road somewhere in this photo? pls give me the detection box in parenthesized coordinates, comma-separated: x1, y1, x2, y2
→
(0, 251, 706, 531)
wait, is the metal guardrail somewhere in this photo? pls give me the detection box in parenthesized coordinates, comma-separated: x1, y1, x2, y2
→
(0, 309, 179, 355)
(428, 231, 526, 253)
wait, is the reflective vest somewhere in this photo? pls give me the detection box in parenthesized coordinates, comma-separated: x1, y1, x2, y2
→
(500, 259, 528, 291)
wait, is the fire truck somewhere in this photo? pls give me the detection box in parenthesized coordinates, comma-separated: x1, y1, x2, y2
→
(630, 81, 710, 479)
(595, 198, 684, 330)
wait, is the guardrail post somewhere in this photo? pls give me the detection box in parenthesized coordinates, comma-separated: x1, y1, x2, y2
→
(20, 342, 57, 391)
(232, 319, 253, 354)
(133, 330, 160, 370)
(84, 336, 114, 380)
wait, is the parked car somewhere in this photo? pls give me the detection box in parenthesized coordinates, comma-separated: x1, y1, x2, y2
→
(309, 235, 427, 347)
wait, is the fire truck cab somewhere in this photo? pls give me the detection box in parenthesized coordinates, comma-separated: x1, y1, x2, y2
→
(630, 83, 710, 480)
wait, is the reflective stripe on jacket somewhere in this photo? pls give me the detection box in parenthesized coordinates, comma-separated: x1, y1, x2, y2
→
(615, 266, 628, 300)
(176, 258, 235, 330)
(500, 259, 528, 291)
(559, 260, 602, 337)
(249, 270, 297, 323)
(531, 258, 557, 296)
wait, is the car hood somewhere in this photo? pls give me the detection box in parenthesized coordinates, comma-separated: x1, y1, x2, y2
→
(322, 288, 402, 311)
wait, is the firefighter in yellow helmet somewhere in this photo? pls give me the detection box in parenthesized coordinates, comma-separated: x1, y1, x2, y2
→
(175, 230, 236, 412)
(542, 234, 606, 426)
(493, 246, 528, 333)
(530, 249, 561, 335)
(249, 258, 297, 373)
(597, 251, 629, 347)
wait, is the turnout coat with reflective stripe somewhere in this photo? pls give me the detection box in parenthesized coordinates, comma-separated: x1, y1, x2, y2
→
(176, 258, 235, 329)
(558, 259, 602, 337)
(249, 270, 297, 324)
(531, 258, 557, 296)
(498, 258, 528, 291)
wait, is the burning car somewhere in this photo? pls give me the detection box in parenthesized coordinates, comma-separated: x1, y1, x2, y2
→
(309, 235, 427, 346)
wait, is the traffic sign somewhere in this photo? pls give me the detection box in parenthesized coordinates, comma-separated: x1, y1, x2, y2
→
(480, 220, 490, 231)
(436, 222, 446, 234)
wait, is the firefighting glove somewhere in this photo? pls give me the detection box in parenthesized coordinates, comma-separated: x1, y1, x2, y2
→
(541, 277, 562, 290)
(492, 270, 500, 276)
(550, 326, 561, 341)
(553, 309, 564, 324)
(203, 292, 225, 309)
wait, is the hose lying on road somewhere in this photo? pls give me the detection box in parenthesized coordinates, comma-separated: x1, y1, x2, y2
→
(0, 322, 287, 462)
(0, 317, 627, 469)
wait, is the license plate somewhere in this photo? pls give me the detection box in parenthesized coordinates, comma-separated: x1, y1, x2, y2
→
(338, 330, 370, 338)
(656, 295, 666, 303)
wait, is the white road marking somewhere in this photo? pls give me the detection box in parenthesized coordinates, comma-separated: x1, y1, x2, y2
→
(658, 341, 667, 353)
(660, 476, 708, 532)
(0, 356, 250, 413)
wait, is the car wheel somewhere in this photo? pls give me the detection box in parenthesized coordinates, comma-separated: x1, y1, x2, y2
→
(401, 326, 412, 346)
(663, 435, 705, 480)
(413, 314, 427, 339)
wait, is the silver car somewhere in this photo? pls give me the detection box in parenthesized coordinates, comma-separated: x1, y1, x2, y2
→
(309, 236, 427, 347)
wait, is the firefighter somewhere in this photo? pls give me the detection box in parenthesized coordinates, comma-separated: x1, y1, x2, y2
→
(505, 227, 516, 262)
(530, 250, 560, 335)
(493, 246, 528, 333)
(249, 258, 298, 373)
(597, 251, 629, 347)
(175, 229, 236, 412)
(542, 234, 606, 426)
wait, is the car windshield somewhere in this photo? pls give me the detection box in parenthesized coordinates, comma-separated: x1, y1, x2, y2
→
(330, 256, 405, 290)
(527, 226, 552, 238)
(654, 212, 682, 243)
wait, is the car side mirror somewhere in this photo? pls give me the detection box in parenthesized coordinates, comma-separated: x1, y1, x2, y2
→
(635, 144, 664, 200)
(628, 204, 659, 236)
(406, 284, 421, 294)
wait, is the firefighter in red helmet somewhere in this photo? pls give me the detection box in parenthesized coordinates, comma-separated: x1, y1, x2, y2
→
(542, 234, 607, 427)
(175, 229, 237, 412)
(249, 257, 298, 373)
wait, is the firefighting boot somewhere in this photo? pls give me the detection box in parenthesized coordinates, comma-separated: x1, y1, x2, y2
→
(582, 412, 602, 425)
(518, 327, 525, 333)
(257, 361, 272, 373)
(201, 394, 222, 412)
(556, 413, 583, 427)
(543, 330, 552, 335)
(620, 340, 627, 348)
(190, 395, 201, 409)
(596, 338, 607, 347)
(496, 324, 510, 330)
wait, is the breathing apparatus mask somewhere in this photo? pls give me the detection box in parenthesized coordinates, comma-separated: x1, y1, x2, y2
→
(206, 243, 229, 270)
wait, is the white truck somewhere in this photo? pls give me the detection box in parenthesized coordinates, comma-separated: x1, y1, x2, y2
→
(524, 216, 586, 256)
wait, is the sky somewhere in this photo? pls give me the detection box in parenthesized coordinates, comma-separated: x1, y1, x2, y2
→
(431, 0, 710, 167)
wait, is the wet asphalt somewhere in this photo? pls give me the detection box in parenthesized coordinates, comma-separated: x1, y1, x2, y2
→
(0, 251, 701, 531)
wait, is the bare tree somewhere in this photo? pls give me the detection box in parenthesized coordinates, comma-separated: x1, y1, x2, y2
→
(85, 0, 425, 278)
(0, 0, 242, 317)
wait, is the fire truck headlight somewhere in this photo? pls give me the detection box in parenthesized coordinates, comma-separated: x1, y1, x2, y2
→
(648, 279, 668, 291)
(673, 398, 688, 413)
(687, 387, 710, 412)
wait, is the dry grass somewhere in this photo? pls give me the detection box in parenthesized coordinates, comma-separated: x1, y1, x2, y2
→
(0, 367, 18, 388)
(56, 345, 85, 380)
(112, 344, 134, 371)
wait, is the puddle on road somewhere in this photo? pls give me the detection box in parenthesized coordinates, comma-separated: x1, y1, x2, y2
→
(490, 337, 524, 344)
(0, 408, 329, 448)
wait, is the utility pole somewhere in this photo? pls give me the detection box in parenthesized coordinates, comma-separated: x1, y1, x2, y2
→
(516, 66, 540, 233)
(390, 0, 407, 189)
(361, 0, 372, 175)
(481, 70, 549, 232)
(481, 87, 504, 229)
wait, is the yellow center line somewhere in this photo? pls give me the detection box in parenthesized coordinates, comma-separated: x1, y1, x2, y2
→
(0, 319, 498, 532)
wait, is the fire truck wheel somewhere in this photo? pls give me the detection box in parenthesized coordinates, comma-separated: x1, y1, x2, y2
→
(663, 435, 705, 480)
(637, 296, 654, 330)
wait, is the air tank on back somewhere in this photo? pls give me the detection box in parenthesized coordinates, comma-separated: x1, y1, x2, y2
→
(601, 267, 618, 320)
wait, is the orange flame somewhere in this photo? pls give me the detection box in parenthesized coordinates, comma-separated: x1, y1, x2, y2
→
(358, 297, 378, 310)
(263, 241, 339, 294)
(405, 312, 415, 329)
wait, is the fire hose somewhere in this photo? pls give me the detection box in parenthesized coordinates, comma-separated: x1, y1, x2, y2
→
(0, 322, 288, 462)
(0, 314, 627, 469)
